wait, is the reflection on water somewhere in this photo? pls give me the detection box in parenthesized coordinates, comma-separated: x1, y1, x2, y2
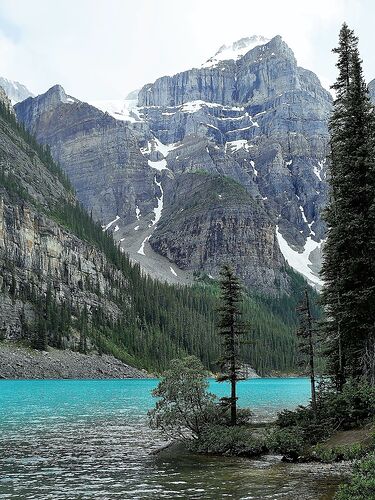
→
(0, 379, 348, 499)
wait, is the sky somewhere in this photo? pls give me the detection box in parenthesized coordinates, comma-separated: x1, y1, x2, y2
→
(0, 0, 373, 101)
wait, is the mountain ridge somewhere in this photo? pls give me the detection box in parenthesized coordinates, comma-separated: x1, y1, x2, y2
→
(12, 35, 337, 290)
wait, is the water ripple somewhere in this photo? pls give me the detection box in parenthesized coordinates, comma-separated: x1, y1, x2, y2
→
(0, 379, 346, 499)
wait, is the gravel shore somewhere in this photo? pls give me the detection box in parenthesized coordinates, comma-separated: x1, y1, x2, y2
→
(0, 343, 149, 379)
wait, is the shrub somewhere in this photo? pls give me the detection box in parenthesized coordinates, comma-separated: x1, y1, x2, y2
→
(310, 443, 370, 463)
(267, 427, 305, 459)
(317, 381, 375, 430)
(148, 356, 222, 440)
(190, 424, 267, 457)
(275, 380, 375, 448)
(334, 453, 375, 499)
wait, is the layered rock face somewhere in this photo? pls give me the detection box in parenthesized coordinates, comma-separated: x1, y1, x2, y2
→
(150, 173, 288, 293)
(0, 97, 129, 341)
(13, 35, 334, 291)
(138, 36, 331, 244)
(136, 35, 332, 287)
(15, 85, 156, 229)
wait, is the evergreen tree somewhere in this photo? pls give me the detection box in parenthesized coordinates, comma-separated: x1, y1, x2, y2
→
(321, 23, 375, 386)
(217, 265, 246, 425)
(297, 288, 317, 413)
(34, 318, 48, 351)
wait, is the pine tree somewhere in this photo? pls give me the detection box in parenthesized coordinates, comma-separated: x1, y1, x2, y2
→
(34, 318, 48, 351)
(297, 288, 317, 413)
(321, 23, 375, 386)
(217, 265, 246, 425)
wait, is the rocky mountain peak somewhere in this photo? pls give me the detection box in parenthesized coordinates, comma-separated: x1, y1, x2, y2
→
(240, 35, 296, 64)
(40, 84, 78, 107)
(0, 76, 33, 104)
(202, 35, 270, 68)
(15, 84, 79, 129)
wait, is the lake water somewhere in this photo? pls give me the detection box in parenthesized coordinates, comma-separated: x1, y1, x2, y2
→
(0, 378, 345, 499)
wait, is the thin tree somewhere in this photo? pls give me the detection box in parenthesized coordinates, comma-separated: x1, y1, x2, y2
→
(321, 23, 375, 386)
(297, 288, 317, 413)
(217, 265, 246, 426)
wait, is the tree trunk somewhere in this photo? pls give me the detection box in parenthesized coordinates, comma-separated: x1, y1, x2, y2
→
(305, 289, 317, 413)
(230, 321, 237, 425)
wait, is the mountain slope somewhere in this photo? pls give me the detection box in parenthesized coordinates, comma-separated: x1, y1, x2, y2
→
(14, 35, 331, 291)
(136, 35, 331, 288)
(1, 88, 307, 374)
(15, 85, 157, 227)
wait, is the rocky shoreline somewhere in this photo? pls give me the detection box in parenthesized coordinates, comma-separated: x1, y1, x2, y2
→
(0, 343, 149, 379)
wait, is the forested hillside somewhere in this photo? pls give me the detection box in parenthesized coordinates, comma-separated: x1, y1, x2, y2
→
(0, 93, 315, 374)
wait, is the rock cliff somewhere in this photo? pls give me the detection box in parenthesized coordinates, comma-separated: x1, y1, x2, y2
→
(136, 35, 331, 287)
(150, 173, 288, 293)
(15, 85, 157, 228)
(0, 91, 130, 344)
(13, 35, 334, 290)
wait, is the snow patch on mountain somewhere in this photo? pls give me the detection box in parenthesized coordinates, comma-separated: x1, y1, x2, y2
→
(148, 159, 168, 171)
(170, 266, 177, 277)
(181, 100, 222, 113)
(313, 159, 326, 181)
(102, 215, 120, 231)
(0, 76, 33, 104)
(137, 235, 151, 255)
(225, 139, 251, 152)
(202, 35, 270, 68)
(151, 176, 163, 226)
(89, 98, 143, 122)
(136, 135, 173, 253)
(276, 226, 323, 287)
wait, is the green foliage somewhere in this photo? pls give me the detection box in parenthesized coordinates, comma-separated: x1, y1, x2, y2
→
(0, 100, 73, 192)
(217, 265, 247, 425)
(149, 356, 266, 457)
(272, 380, 375, 460)
(190, 424, 266, 457)
(315, 380, 375, 430)
(311, 443, 372, 463)
(321, 23, 375, 386)
(277, 381, 375, 432)
(0, 166, 33, 204)
(334, 453, 375, 499)
(148, 356, 221, 440)
(267, 427, 305, 458)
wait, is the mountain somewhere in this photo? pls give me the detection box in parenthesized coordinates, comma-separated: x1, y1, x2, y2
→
(1, 87, 305, 374)
(15, 35, 332, 291)
(0, 77, 33, 103)
(136, 35, 331, 289)
(0, 88, 204, 368)
(15, 85, 157, 226)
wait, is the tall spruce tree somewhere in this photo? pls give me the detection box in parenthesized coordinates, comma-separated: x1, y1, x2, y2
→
(217, 265, 246, 425)
(297, 288, 317, 413)
(321, 23, 375, 386)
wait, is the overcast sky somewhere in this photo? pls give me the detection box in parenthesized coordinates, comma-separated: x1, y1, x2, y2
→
(0, 0, 373, 101)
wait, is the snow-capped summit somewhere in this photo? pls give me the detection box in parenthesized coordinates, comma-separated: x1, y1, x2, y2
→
(202, 35, 270, 68)
(0, 76, 34, 104)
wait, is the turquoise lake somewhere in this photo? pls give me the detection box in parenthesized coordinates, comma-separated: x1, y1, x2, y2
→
(0, 378, 343, 499)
